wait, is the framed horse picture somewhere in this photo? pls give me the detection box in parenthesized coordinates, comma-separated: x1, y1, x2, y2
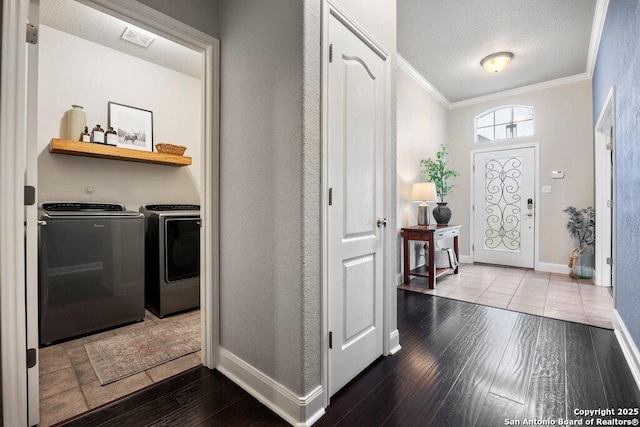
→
(108, 102, 153, 152)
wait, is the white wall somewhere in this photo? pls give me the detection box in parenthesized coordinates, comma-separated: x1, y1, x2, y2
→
(447, 80, 594, 267)
(396, 62, 448, 273)
(37, 25, 202, 209)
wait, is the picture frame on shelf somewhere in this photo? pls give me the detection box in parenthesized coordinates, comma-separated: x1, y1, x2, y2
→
(108, 102, 153, 152)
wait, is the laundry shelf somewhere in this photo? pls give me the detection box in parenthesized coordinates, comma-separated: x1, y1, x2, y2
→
(49, 138, 192, 167)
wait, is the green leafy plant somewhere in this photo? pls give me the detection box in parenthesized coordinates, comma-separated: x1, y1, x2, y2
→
(563, 206, 595, 248)
(420, 143, 459, 202)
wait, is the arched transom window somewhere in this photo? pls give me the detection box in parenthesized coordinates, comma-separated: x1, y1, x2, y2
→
(475, 106, 534, 142)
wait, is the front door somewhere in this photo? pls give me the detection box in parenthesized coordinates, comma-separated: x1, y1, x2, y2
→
(473, 146, 536, 268)
(327, 13, 385, 396)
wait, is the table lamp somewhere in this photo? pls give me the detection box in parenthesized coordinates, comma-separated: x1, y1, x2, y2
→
(411, 182, 436, 226)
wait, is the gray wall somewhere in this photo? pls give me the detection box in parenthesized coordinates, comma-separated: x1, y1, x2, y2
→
(135, 0, 220, 38)
(219, 0, 306, 394)
(592, 0, 640, 350)
(218, 0, 397, 397)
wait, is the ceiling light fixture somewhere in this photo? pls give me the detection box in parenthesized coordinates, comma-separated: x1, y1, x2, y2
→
(121, 27, 155, 48)
(480, 52, 513, 73)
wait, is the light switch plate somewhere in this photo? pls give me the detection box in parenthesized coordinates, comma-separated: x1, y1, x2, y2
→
(551, 170, 564, 179)
(542, 185, 552, 193)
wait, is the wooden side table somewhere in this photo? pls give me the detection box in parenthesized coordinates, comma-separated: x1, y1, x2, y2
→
(401, 225, 461, 289)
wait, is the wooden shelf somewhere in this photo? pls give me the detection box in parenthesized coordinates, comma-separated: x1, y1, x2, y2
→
(49, 138, 192, 167)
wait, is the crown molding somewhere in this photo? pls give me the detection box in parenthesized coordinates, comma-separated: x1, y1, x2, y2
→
(449, 73, 591, 109)
(586, 0, 610, 77)
(397, 54, 451, 108)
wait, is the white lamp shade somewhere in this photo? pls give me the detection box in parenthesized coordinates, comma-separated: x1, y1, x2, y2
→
(411, 182, 436, 202)
(481, 52, 513, 73)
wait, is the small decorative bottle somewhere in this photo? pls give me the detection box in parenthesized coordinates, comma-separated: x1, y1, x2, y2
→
(81, 126, 91, 142)
(105, 126, 118, 145)
(91, 124, 105, 144)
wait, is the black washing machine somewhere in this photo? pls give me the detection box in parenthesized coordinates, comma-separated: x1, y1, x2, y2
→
(140, 204, 200, 318)
(38, 202, 145, 345)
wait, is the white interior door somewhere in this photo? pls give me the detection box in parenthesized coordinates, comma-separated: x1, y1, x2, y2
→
(327, 13, 385, 396)
(473, 146, 535, 268)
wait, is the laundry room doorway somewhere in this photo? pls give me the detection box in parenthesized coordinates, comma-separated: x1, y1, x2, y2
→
(1, 0, 220, 425)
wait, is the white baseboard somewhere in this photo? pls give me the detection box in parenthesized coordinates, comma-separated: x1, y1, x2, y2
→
(459, 255, 472, 264)
(535, 262, 570, 274)
(217, 347, 325, 426)
(612, 310, 640, 392)
(388, 329, 401, 355)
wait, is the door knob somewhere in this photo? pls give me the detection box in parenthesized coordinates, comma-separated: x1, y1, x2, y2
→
(377, 218, 387, 228)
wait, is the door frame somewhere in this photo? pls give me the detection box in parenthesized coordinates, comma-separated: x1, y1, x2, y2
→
(594, 86, 615, 290)
(469, 143, 540, 269)
(0, 0, 220, 424)
(321, 0, 394, 406)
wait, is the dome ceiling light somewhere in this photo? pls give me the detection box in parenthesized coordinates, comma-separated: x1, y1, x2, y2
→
(480, 52, 514, 73)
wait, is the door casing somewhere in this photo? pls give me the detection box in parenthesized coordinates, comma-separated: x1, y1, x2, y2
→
(595, 86, 615, 290)
(0, 0, 220, 424)
(321, 0, 396, 407)
(469, 143, 540, 270)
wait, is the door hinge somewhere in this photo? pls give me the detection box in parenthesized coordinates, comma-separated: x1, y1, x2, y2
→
(328, 188, 333, 206)
(24, 186, 36, 206)
(472, 244, 474, 252)
(26, 23, 38, 44)
(27, 348, 37, 369)
(607, 199, 613, 208)
(606, 257, 613, 265)
(329, 44, 333, 63)
(472, 204, 474, 212)
(329, 331, 333, 349)
(606, 142, 613, 151)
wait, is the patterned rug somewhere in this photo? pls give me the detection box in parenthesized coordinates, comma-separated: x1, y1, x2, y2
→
(85, 314, 200, 385)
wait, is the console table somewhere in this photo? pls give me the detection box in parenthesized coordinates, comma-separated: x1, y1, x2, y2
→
(401, 225, 461, 288)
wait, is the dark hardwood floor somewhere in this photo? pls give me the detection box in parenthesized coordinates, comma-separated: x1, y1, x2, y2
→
(59, 291, 640, 426)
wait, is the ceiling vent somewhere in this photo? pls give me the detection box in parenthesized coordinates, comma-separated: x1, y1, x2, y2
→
(121, 27, 154, 48)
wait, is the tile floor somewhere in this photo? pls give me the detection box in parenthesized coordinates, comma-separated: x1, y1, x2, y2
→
(38, 309, 201, 427)
(398, 263, 614, 329)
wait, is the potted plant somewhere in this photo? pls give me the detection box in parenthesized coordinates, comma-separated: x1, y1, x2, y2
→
(420, 143, 459, 225)
(563, 206, 595, 279)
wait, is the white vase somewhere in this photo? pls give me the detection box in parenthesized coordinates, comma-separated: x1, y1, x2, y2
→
(66, 105, 86, 141)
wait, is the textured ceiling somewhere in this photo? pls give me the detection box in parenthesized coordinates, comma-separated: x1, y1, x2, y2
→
(40, 0, 202, 79)
(398, 0, 598, 103)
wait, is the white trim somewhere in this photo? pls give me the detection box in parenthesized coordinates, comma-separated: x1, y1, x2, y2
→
(1, 0, 30, 424)
(587, 0, 611, 77)
(450, 73, 591, 109)
(613, 310, 640, 392)
(217, 348, 325, 427)
(397, 54, 450, 108)
(594, 87, 615, 289)
(389, 329, 401, 355)
(469, 143, 540, 270)
(459, 255, 473, 264)
(536, 262, 571, 275)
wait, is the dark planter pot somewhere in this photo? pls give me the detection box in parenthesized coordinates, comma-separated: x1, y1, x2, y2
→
(432, 202, 452, 225)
